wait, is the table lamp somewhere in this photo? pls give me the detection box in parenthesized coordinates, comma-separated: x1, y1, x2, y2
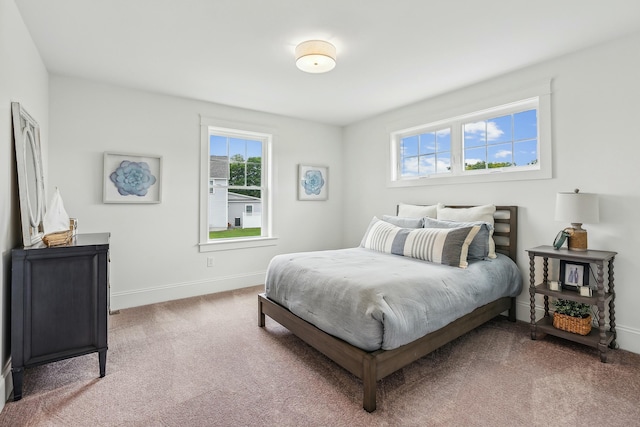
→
(554, 189, 599, 251)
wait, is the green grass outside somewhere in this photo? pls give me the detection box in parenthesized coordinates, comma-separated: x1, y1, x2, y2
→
(209, 228, 261, 239)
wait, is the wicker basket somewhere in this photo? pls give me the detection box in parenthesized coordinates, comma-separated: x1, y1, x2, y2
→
(553, 312, 592, 336)
(42, 230, 73, 247)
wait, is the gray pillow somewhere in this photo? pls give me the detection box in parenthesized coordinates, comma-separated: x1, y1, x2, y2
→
(382, 215, 424, 228)
(423, 217, 493, 260)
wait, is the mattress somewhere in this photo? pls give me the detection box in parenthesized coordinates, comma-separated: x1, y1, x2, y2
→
(265, 247, 522, 351)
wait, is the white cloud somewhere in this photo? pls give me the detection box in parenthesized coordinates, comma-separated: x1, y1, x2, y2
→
(464, 120, 504, 141)
(401, 155, 451, 175)
(486, 122, 504, 141)
(419, 157, 435, 174)
(494, 149, 511, 159)
(401, 157, 419, 176)
(435, 160, 450, 172)
(465, 157, 483, 165)
(464, 121, 485, 135)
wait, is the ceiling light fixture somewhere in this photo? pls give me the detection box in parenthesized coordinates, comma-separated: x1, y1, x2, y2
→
(295, 40, 336, 73)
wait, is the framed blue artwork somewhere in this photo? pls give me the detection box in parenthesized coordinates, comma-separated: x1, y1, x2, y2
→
(298, 164, 328, 201)
(103, 152, 162, 203)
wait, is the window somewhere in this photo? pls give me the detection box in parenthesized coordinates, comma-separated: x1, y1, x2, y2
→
(389, 82, 551, 186)
(463, 108, 538, 172)
(400, 128, 451, 177)
(209, 134, 263, 240)
(199, 118, 274, 251)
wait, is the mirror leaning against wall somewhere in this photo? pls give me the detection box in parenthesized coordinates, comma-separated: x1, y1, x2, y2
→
(11, 102, 46, 246)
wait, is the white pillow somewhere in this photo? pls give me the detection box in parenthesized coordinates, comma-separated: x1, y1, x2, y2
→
(397, 203, 437, 219)
(436, 203, 497, 258)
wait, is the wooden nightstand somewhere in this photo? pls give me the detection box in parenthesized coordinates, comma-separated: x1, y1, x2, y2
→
(526, 245, 617, 362)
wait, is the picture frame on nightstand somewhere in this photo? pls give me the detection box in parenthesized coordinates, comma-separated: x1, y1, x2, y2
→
(559, 260, 590, 291)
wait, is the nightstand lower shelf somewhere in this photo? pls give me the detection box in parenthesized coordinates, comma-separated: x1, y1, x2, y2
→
(532, 316, 615, 361)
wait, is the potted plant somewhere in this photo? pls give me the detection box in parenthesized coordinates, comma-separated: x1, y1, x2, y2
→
(553, 299, 592, 335)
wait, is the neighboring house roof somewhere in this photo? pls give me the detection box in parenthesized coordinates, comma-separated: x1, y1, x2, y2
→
(228, 192, 261, 202)
(210, 155, 229, 179)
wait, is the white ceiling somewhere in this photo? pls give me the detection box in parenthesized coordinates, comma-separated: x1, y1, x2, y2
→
(15, 0, 640, 126)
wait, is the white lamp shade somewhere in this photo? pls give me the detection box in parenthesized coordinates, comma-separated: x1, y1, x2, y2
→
(295, 40, 336, 73)
(555, 191, 599, 224)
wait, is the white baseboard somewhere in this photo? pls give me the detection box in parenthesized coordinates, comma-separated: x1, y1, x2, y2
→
(2, 359, 12, 407)
(515, 300, 640, 355)
(110, 271, 266, 311)
(611, 325, 640, 354)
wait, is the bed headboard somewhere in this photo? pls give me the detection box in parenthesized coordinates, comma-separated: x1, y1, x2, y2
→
(396, 205, 518, 262)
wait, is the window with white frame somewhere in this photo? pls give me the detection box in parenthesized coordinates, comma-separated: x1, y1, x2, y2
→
(390, 84, 551, 186)
(399, 128, 452, 177)
(462, 108, 538, 172)
(199, 119, 274, 251)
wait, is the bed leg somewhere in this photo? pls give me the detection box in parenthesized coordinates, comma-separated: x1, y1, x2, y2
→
(258, 295, 265, 327)
(508, 297, 516, 322)
(362, 354, 377, 412)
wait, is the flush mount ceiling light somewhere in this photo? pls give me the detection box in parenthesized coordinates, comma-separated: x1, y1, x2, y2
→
(295, 40, 336, 73)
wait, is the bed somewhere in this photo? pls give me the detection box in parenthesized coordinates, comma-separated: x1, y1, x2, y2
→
(258, 205, 520, 412)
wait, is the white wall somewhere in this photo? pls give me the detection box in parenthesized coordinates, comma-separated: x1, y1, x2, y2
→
(0, 0, 49, 408)
(342, 31, 640, 354)
(48, 76, 343, 310)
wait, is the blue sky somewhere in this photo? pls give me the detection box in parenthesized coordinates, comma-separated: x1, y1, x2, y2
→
(210, 135, 262, 160)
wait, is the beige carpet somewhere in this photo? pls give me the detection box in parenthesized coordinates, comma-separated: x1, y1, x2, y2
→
(2, 285, 639, 426)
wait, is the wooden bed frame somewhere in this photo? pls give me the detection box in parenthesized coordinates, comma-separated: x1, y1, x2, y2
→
(258, 206, 518, 412)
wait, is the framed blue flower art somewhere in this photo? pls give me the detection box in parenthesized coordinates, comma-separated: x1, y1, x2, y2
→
(103, 152, 162, 203)
(298, 164, 328, 201)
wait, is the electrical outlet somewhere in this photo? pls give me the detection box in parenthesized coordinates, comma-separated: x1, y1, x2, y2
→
(207, 257, 214, 267)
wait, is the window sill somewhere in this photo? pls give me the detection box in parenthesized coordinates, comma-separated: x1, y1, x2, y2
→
(388, 166, 550, 187)
(198, 236, 278, 252)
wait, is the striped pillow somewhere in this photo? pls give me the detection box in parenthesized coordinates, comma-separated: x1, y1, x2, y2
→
(360, 217, 480, 268)
(423, 217, 493, 260)
(437, 203, 497, 258)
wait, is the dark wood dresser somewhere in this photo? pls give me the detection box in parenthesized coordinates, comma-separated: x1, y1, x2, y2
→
(11, 233, 110, 400)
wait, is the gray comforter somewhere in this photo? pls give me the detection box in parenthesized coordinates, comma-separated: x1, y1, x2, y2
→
(265, 248, 522, 351)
